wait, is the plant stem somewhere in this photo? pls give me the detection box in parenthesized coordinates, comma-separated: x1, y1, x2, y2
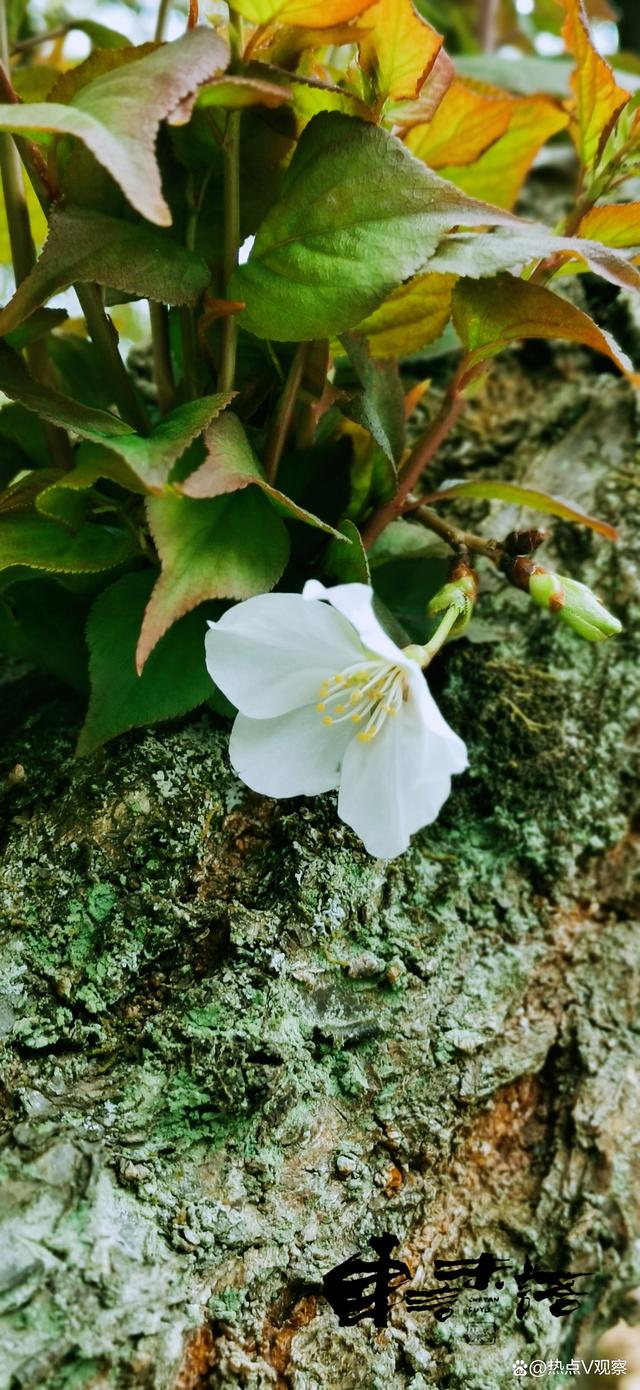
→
(418, 603, 463, 667)
(264, 342, 308, 483)
(154, 0, 171, 41)
(218, 108, 241, 393)
(149, 302, 174, 414)
(76, 283, 148, 433)
(361, 391, 465, 551)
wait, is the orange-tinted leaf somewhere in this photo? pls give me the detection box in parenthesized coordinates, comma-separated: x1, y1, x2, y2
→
(437, 97, 569, 210)
(421, 477, 618, 540)
(561, 0, 629, 172)
(578, 203, 640, 249)
(233, 0, 375, 25)
(390, 49, 454, 132)
(353, 272, 456, 358)
(406, 79, 512, 168)
(359, 0, 442, 103)
(452, 273, 639, 383)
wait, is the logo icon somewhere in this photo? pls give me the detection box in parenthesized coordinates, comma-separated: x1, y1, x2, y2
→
(513, 1361, 528, 1378)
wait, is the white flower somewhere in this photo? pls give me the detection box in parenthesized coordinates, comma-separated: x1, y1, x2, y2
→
(204, 580, 468, 859)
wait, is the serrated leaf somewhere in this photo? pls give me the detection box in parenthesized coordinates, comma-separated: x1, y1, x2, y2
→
(0, 28, 229, 226)
(77, 569, 214, 754)
(359, 0, 442, 104)
(176, 410, 344, 535)
(137, 489, 289, 670)
(561, 0, 629, 173)
(452, 273, 639, 383)
(578, 204, 640, 249)
(427, 226, 640, 295)
(420, 478, 618, 540)
(353, 271, 456, 358)
(406, 79, 512, 168)
(0, 513, 135, 575)
(230, 112, 523, 341)
(232, 0, 374, 24)
(340, 332, 405, 464)
(436, 97, 569, 210)
(0, 208, 212, 337)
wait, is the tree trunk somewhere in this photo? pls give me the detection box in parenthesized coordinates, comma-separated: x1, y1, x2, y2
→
(1, 347, 639, 1390)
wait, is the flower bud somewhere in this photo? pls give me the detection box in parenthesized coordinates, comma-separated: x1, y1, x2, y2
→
(528, 569, 622, 642)
(428, 560, 478, 639)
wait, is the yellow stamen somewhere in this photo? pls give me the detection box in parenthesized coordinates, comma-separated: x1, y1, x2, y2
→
(323, 716, 333, 726)
(316, 703, 326, 712)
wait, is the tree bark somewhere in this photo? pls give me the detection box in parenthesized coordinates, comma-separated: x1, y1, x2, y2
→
(0, 349, 639, 1390)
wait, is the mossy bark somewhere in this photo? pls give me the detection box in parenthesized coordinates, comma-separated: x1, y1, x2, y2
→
(1, 350, 639, 1390)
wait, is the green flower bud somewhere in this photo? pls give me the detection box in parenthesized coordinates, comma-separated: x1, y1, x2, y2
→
(528, 570, 622, 642)
(428, 567, 478, 639)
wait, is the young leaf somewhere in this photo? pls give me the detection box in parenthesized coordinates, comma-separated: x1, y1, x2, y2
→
(0, 513, 135, 575)
(420, 479, 618, 541)
(452, 274, 639, 383)
(0, 208, 212, 337)
(83, 397, 234, 494)
(352, 271, 456, 359)
(426, 227, 640, 295)
(406, 79, 512, 168)
(136, 490, 289, 670)
(0, 28, 229, 226)
(339, 333, 405, 465)
(358, 0, 443, 104)
(232, 0, 374, 24)
(229, 112, 522, 340)
(434, 98, 569, 210)
(578, 204, 640, 250)
(77, 570, 215, 754)
(176, 410, 345, 536)
(560, 0, 629, 174)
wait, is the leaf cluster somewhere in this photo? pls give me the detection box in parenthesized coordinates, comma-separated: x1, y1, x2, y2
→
(0, 0, 637, 750)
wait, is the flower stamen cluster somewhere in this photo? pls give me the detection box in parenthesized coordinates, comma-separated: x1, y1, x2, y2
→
(316, 663, 406, 741)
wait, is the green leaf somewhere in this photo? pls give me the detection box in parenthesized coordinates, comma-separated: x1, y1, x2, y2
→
(0, 28, 229, 226)
(0, 578, 90, 692)
(136, 489, 289, 670)
(229, 111, 522, 340)
(427, 227, 640, 296)
(340, 332, 405, 465)
(352, 272, 456, 359)
(69, 19, 131, 49)
(5, 308, 68, 351)
(77, 570, 215, 754)
(0, 208, 212, 337)
(372, 554, 449, 644)
(75, 396, 234, 495)
(177, 410, 345, 535)
(421, 478, 618, 540)
(0, 513, 136, 575)
(452, 274, 639, 383)
(0, 341, 135, 439)
(321, 519, 370, 583)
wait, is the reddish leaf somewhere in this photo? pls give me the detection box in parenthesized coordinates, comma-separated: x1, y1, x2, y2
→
(578, 203, 640, 250)
(435, 97, 569, 210)
(406, 79, 512, 169)
(452, 273, 639, 383)
(560, 0, 629, 173)
(359, 0, 443, 104)
(420, 478, 618, 541)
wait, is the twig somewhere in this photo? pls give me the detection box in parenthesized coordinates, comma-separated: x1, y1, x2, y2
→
(76, 284, 148, 433)
(360, 391, 465, 551)
(149, 302, 174, 414)
(217, 9, 242, 394)
(410, 503, 504, 563)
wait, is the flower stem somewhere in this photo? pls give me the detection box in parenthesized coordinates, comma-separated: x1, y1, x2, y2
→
(154, 0, 171, 41)
(416, 603, 462, 668)
(264, 342, 308, 483)
(361, 390, 465, 551)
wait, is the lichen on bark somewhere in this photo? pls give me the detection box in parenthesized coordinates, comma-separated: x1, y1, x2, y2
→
(0, 349, 639, 1390)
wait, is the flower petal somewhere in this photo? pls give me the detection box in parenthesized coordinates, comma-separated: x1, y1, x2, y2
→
(229, 703, 354, 798)
(205, 592, 366, 718)
(337, 690, 467, 858)
(406, 664, 468, 768)
(303, 579, 405, 665)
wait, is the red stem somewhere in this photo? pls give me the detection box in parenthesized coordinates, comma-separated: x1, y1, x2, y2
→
(360, 391, 465, 551)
